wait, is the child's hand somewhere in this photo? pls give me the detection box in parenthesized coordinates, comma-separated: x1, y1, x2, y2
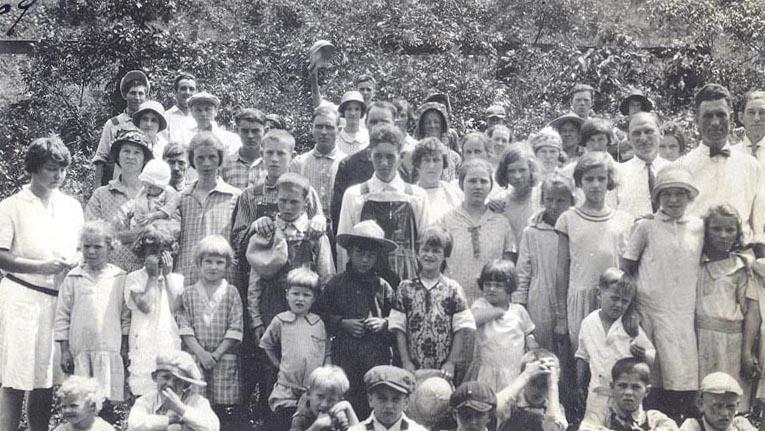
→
(60, 348, 74, 374)
(329, 401, 353, 428)
(309, 413, 334, 431)
(522, 359, 552, 381)
(440, 361, 455, 381)
(487, 197, 506, 213)
(363, 317, 387, 333)
(197, 351, 217, 370)
(629, 341, 647, 360)
(491, 307, 506, 320)
(159, 251, 173, 276)
(743, 354, 761, 379)
(161, 387, 187, 416)
(340, 319, 366, 338)
(250, 216, 275, 237)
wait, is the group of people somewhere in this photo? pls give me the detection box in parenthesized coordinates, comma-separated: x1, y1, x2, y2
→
(1, 58, 765, 431)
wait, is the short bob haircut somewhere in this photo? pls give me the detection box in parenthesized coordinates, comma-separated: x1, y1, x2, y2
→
(412, 137, 449, 171)
(162, 141, 187, 160)
(477, 259, 519, 294)
(369, 124, 404, 151)
(276, 172, 311, 198)
(703, 204, 743, 254)
(540, 174, 576, 206)
(417, 225, 453, 259)
(80, 220, 117, 250)
(286, 267, 321, 296)
(579, 118, 614, 147)
(57, 375, 105, 412)
(173, 72, 196, 92)
(131, 221, 179, 258)
(659, 121, 687, 155)
(458, 158, 494, 191)
(573, 151, 618, 191)
(611, 357, 651, 385)
(307, 365, 350, 395)
(694, 83, 732, 111)
(262, 129, 296, 152)
(25, 134, 71, 174)
(312, 105, 339, 123)
(461, 132, 493, 158)
(495, 147, 540, 189)
(234, 108, 266, 126)
(187, 132, 225, 169)
(193, 234, 235, 267)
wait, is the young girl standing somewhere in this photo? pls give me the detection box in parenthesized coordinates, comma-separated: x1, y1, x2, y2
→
(697, 205, 759, 409)
(177, 234, 244, 428)
(54, 221, 129, 422)
(494, 148, 541, 248)
(516, 175, 575, 351)
(124, 222, 184, 396)
(469, 259, 538, 393)
(555, 152, 633, 350)
(621, 166, 704, 419)
(389, 226, 476, 381)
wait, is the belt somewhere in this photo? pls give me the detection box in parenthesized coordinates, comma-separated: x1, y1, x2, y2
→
(5, 273, 58, 297)
(696, 314, 742, 334)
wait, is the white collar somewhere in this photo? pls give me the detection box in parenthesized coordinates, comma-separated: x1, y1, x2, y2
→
(368, 174, 406, 193)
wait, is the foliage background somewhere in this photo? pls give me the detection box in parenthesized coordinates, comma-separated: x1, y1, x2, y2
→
(1, 0, 764, 205)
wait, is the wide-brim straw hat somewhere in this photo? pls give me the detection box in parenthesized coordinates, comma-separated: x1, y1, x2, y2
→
(548, 112, 585, 130)
(109, 129, 154, 166)
(651, 165, 699, 202)
(120, 70, 150, 98)
(132, 100, 168, 132)
(619, 89, 654, 115)
(336, 220, 397, 253)
(153, 350, 207, 387)
(338, 90, 367, 116)
(187, 91, 220, 108)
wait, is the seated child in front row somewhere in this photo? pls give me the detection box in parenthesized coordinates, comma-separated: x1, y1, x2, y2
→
(576, 268, 655, 425)
(495, 349, 567, 431)
(389, 226, 476, 381)
(127, 350, 219, 431)
(260, 267, 329, 430)
(290, 365, 360, 431)
(580, 358, 677, 431)
(470, 259, 539, 393)
(54, 221, 129, 423)
(349, 365, 428, 431)
(176, 235, 244, 427)
(679, 372, 756, 431)
(54, 375, 115, 431)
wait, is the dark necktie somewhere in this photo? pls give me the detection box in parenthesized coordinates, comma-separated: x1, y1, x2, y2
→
(647, 162, 657, 213)
(709, 147, 731, 158)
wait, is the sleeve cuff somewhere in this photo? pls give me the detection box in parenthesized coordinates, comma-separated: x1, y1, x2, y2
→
(452, 309, 476, 331)
(388, 310, 406, 333)
(224, 329, 243, 341)
(178, 327, 195, 336)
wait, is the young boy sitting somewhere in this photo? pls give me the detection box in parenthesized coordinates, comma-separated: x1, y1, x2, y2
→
(260, 268, 329, 430)
(316, 220, 397, 418)
(349, 365, 428, 430)
(495, 349, 567, 431)
(679, 372, 756, 431)
(290, 365, 360, 431)
(246, 172, 335, 331)
(580, 357, 677, 431)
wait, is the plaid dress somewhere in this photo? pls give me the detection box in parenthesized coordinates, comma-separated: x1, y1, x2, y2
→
(177, 280, 244, 405)
(176, 178, 241, 286)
